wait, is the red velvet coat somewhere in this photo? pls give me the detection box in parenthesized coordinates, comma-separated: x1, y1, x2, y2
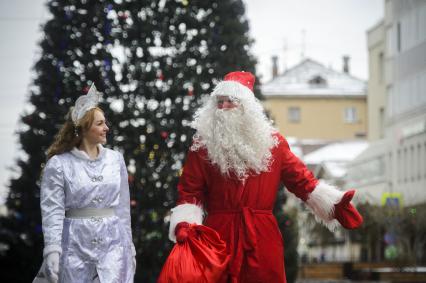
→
(176, 134, 318, 283)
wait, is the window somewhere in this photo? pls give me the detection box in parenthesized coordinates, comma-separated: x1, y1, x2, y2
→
(424, 142, 426, 178)
(378, 52, 384, 83)
(379, 107, 385, 138)
(288, 107, 300, 123)
(410, 145, 415, 181)
(403, 147, 408, 183)
(386, 26, 394, 56)
(418, 144, 422, 180)
(397, 149, 401, 183)
(344, 107, 357, 123)
(308, 75, 327, 87)
(397, 21, 401, 52)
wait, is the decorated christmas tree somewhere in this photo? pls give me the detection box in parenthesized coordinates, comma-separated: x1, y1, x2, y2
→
(0, 0, 258, 282)
(0, 1, 121, 281)
(114, 0, 258, 281)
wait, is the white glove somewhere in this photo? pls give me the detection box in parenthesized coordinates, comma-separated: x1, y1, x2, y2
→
(44, 252, 60, 283)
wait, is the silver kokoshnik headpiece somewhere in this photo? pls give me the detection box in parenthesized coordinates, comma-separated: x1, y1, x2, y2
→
(71, 83, 101, 124)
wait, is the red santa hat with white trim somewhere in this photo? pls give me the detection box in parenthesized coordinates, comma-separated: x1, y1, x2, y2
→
(211, 71, 256, 102)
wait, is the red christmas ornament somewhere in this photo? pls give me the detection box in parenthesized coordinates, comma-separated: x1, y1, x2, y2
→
(118, 11, 129, 19)
(130, 199, 137, 207)
(161, 131, 169, 139)
(128, 175, 135, 183)
(83, 85, 91, 94)
(157, 71, 164, 81)
(187, 89, 194, 96)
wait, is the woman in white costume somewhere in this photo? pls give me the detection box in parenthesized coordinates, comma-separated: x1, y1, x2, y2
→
(34, 84, 136, 283)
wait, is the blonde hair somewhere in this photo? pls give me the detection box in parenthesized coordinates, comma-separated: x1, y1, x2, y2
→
(46, 107, 104, 159)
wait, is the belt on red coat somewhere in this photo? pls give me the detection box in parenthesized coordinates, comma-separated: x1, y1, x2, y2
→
(208, 207, 272, 281)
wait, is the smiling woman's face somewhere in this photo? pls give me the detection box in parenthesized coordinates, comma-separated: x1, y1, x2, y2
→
(82, 109, 109, 145)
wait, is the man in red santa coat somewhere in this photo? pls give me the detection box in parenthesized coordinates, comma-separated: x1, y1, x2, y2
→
(168, 71, 363, 283)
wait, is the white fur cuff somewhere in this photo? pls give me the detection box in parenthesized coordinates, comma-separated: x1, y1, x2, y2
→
(43, 244, 62, 257)
(306, 181, 344, 232)
(168, 203, 204, 242)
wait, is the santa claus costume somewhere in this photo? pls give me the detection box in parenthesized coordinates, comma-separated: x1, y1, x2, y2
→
(168, 71, 363, 283)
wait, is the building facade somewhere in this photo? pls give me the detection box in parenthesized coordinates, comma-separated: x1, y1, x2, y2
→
(347, 0, 426, 207)
(367, 20, 387, 141)
(261, 58, 367, 140)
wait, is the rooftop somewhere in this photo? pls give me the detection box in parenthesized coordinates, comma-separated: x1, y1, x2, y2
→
(261, 58, 366, 97)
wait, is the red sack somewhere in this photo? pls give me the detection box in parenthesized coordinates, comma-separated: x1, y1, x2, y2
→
(158, 224, 230, 283)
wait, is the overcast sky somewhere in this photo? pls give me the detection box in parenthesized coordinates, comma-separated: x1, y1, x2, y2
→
(0, 0, 383, 200)
(244, 0, 384, 82)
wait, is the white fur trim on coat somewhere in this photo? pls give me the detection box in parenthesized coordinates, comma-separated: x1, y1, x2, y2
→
(168, 203, 204, 242)
(43, 244, 62, 257)
(306, 181, 344, 232)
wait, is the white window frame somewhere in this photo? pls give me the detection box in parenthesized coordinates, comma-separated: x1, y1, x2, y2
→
(288, 107, 300, 123)
(344, 107, 357, 123)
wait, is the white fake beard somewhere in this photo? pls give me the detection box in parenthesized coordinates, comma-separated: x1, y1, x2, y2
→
(191, 99, 278, 180)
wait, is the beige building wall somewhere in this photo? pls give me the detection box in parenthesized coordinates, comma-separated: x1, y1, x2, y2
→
(263, 97, 367, 140)
(367, 20, 386, 141)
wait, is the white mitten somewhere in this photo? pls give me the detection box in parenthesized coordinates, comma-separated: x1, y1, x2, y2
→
(44, 252, 60, 283)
